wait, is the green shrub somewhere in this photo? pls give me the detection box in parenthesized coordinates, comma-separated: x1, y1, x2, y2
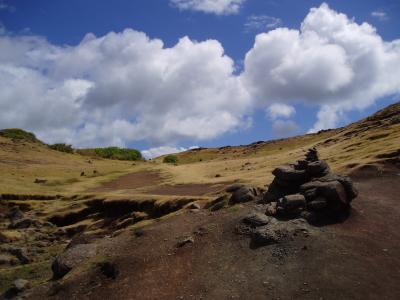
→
(163, 154, 178, 164)
(49, 143, 74, 153)
(0, 128, 39, 142)
(93, 147, 142, 161)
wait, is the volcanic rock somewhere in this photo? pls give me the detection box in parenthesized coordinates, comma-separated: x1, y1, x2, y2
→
(52, 243, 97, 279)
(242, 212, 271, 227)
(261, 148, 357, 223)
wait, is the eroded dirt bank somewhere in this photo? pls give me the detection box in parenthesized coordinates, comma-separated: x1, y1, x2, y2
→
(25, 169, 400, 300)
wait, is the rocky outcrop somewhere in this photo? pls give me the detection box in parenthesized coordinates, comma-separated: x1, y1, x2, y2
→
(262, 148, 358, 224)
(227, 184, 262, 205)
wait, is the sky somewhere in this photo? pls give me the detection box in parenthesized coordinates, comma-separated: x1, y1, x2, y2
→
(0, 0, 399, 158)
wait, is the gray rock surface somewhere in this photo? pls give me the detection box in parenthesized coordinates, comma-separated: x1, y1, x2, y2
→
(242, 212, 272, 227)
(51, 243, 97, 279)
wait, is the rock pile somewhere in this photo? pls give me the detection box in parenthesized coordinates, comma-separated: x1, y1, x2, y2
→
(262, 148, 358, 224)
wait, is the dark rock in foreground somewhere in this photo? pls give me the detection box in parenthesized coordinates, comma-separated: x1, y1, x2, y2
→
(261, 148, 357, 224)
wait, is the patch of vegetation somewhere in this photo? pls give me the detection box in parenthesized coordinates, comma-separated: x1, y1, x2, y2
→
(78, 147, 142, 161)
(163, 154, 178, 164)
(49, 143, 74, 153)
(0, 128, 41, 143)
(0, 261, 51, 293)
(227, 205, 240, 213)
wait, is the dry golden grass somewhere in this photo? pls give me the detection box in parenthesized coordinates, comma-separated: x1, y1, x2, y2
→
(0, 102, 399, 198)
(0, 136, 149, 195)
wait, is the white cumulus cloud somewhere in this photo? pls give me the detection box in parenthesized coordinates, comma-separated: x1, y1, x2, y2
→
(1, 3, 399, 150)
(267, 103, 295, 119)
(0, 29, 251, 147)
(170, 0, 246, 15)
(242, 3, 400, 131)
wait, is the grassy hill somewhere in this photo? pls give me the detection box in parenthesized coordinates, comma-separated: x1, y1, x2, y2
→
(0, 102, 398, 195)
(0, 102, 398, 294)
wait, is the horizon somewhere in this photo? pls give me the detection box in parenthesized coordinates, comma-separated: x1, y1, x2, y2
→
(1, 99, 396, 160)
(0, 0, 399, 158)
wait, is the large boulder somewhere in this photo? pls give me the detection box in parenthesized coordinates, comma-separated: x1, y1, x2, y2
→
(277, 194, 306, 210)
(316, 173, 358, 200)
(306, 160, 331, 177)
(261, 177, 300, 203)
(261, 148, 357, 224)
(272, 165, 308, 182)
(301, 180, 348, 206)
(307, 197, 328, 211)
(229, 186, 257, 204)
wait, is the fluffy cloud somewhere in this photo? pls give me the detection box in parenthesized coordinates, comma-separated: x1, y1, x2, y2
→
(244, 15, 282, 32)
(142, 145, 199, 159)
(170, 0, 246, 15)
(1, 3, 399, 150)
(267, 103, 295, 120)
(242, 3, 400, 131)
(0, 29, 250, 147)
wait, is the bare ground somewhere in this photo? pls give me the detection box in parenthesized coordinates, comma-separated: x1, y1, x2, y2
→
(89, 170, 163, 192)
(26, 167, 400, 300)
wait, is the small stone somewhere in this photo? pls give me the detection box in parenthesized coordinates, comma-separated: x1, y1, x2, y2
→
(177, 236, 194, 248)
(242, 212, 271, 227)
(251, 226, 288, 247)
(187, 202, 201, 210)
(3, 279, 30, 299)
(14, 279, 30, 291)
(265, 202, 277, 216)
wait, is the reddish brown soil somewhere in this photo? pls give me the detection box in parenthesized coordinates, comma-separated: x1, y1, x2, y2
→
(90, 170, 163, 192)
(29, 170, 400, 300)
(145, 183, 229, 196)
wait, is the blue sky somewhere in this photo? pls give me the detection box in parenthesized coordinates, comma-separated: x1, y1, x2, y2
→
(0, 0, 399, 157)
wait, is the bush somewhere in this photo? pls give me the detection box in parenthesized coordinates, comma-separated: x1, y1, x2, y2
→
(0, 128, 39, 142)
(49, 143, 74, 153)
(163, 154, 178, 164)
(93, 147, 142, 161)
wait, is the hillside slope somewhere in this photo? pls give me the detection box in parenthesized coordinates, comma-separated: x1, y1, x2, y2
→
(0, 102, 399, 298)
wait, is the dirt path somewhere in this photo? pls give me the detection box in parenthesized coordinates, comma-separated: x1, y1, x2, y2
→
(29, 171, 400, 300)
(91, 169, 231, 196)
(90, 170, 163, 192)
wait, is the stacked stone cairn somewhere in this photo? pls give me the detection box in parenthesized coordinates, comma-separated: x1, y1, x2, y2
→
(262, 148, 358, 224)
